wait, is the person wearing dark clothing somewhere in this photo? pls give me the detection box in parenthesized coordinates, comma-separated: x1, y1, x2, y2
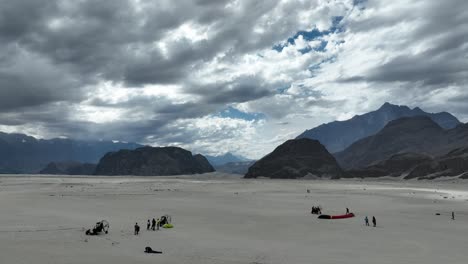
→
(151, 218, 156, 231)
(372, 216, 376, 227)
(365, 216, 369, 226)
(311, 206, 317, 214)
(346, 208, 349, 214)
(160, 216, 167, 226)
(452, 212, 455, 220)
(145, 247, 162, 254)
(147, 219, 150, 230)
(134, 223, 140, 235)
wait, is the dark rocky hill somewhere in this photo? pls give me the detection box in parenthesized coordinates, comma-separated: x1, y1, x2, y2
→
(245, 138, 343, 179)
(297, 103, 460, 153)
(94, 146, 215, 176)
(345, 153, 433, 178)
(405, 147, 468, 179)
(345, 147, 468, 180)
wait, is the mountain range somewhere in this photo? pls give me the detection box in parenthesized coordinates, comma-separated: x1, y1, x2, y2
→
(1, 102, 467, 180)
(335, 116, 468, 169)
(296, 102, 461, 153)
(0, 132, 141, 173)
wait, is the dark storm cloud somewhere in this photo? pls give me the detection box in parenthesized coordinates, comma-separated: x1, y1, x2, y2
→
(0, 0, 292, 112)
(186, 76, 276, 104)
(0, 45, 82, 111)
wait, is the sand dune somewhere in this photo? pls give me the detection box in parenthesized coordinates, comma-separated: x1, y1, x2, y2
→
(0, 174, 467, 264)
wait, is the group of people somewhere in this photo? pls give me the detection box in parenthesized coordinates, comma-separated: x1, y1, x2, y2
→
(364, 216, 377, 227)
(134, 217, 162, 235)
(311, 206, 322, 215)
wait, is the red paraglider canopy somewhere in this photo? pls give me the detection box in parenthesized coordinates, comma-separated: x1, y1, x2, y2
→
(318, 213, 355, 219)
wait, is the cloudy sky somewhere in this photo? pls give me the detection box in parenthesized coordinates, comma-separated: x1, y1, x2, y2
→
(1, 0, 467, 158)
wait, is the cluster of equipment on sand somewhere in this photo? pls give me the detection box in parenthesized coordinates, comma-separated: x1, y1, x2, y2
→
(159, 215, 173, 228)
(85, 214, 173, 237)
(85, 220, 109, 236)
(84, 215, 174, 254)
(312, 206, 356, 220)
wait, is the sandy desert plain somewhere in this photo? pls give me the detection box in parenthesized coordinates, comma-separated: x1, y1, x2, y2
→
(0, 173, 467, 264)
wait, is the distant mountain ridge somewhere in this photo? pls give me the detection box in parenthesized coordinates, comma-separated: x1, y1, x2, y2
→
(215, 161, 256, 175)
(0, 132, 142, 173)
(297, 103, 461, 153)
(335, 116, 468, 169)
(205, 152, 250, 166)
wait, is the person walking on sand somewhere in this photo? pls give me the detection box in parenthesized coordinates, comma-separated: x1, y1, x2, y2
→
(365, 216, 369, 226)
(372, 216, 376, 227)
(452, 212, 455, 220)
(134, 223, 140, 235)
(151, 218, 156, 231)
(147, 219, 150, 230)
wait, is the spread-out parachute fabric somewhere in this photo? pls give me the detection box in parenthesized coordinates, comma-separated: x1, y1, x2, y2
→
(318, 213, 355, 219)
(162, 223, 173, 228)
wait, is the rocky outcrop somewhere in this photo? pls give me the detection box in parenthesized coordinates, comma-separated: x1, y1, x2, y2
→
(405, 147, 468, 179)
(297, 102, 460, 153)
(344, 148, 468, 180)
(345, 153, 433, 178)
(245, 138, 343, 179)
(94, 146, 215, 176)
(40, 162, 96, 175)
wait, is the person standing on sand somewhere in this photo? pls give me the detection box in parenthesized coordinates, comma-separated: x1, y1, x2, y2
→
(156, 218, 160, 230)
(346, 208, 350, 214)
(372, 216, 376, 227)
(151, 218, 156, 231)
(452, 212, 455, 220)
(365, 216, 369, 226)
(147, 219, 150, 230)
(135, 223, 140, 235)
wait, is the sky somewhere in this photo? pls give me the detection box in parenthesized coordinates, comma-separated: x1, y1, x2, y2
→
(0, 0, 467, 159)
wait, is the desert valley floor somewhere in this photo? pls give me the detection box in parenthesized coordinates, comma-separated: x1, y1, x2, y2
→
(1, 173, 467, 264)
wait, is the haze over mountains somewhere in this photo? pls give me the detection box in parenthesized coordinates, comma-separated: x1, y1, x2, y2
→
(0, 132, 141, 173)
(205, 153, 250, 167)
(297, 103, 461, 153)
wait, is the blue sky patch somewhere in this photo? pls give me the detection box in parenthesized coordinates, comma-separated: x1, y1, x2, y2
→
(273, 16, 344, 53)
(217, 106, 266, 121)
